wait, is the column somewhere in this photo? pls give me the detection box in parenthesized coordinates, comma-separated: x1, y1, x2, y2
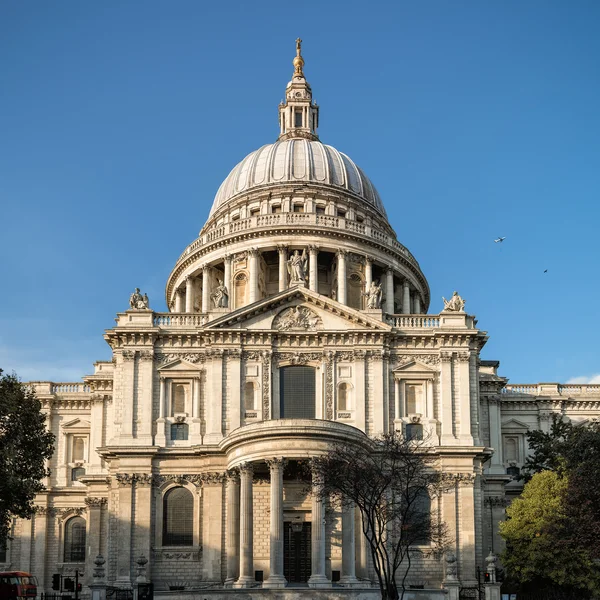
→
(136, 352, 154, 445)
(308, 246, 318, 292)
(394, 378, 402, 421)
(156, 379, 166, 446)
(201, 266, 210, 313)
(202, 480, 223, 581)
(190, 377, 202, 444)
(277, 245, 288, 292)
(414, 293, 421, 315)
(487, 396, 505, 474)
(224, 255, 232, 302)
(88, 395, 105, 473)
(339, 503, 359, 586)
(33, 510, 47, 592)
(337, 250, 347, 305)
(385, 268, 394, 314)
(249, 249, 259, 304)
(175, 289, 184, 312)
(229, 351, 242, 431)
(84, 499, 106, 587)
(402, 280, 411, 314)
(205, 351, 223, 443)
(234, 463, 255, 588)
(116, 478, 133, 584)
(440, 354, 456, 444)
(264, 458, 287, 588)
(135, 478, 153, 583)
(308, 469, 330, 587)
(354, 352, 366, 432)
(365, 257, 373, 290)
(458, 353, 473, 445)
(225, 471, 240, 587)
(185, 275, 195, 314)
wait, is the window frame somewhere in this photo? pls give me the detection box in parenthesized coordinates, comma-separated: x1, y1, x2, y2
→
(63, 516, 86, 563)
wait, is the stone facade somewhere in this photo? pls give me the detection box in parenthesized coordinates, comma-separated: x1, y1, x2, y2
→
(2, 42, 599, 599)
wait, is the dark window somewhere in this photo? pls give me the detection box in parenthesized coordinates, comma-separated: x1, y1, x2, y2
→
(506, 465, 520, 478)
(280, 366, 315, 419)
(293, 204, 304, 213)
(64, 516, 86, 562)
(71, 467, 86, 481)
(405, 423, 423, 440)
(294, 111, 303, 127)
(315, 206, 325, 215)
(163, 487, 193, 546)
(337, 208, 346, 218)
(271, 205, 282, 214)
(171, 423, 188, 440)
(0, 538, 6, 562)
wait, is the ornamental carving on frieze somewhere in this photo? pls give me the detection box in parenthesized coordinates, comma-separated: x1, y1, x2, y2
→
(324, 351, 334, 420)
(392, 354, 441, 367)
(84, 497, 108, 508)
(121, 350, 135, 362)
(139, 350, 154, 362)
(261, 351, 272, 420)
(154, 353, 205, 364)
(274, 351, 322, 366)
(273, 306, 323, 332)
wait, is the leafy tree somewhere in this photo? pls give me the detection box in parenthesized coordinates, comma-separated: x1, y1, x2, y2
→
(311, 432, 450, 600)
(500, 470, 599, 596)
(0, 370, 55, 542)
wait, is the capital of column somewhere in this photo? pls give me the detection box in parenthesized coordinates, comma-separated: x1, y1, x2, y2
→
(308, 245, 319, 256)
(185, 274, 194, 283)
(226, 468, 240, 483)
(266, 457, 288, 471)
(277, 244, 288, 255)
(336, 249, 347, 259)
(365, 256, 372, 266)
(238, 462, 254, 477)
(248, 248, 259, 258)
(403, 279, 410, 289)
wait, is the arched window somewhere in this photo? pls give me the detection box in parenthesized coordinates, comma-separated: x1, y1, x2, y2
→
(244, 382, 256, 411)
(347, 273, 363, 310)
(338, 383, 352, 411)
(235, 273, 248, 309)
(405, 490, 431, 545)
(280, 366, 315, 419)
(72, 437, 85, 461)
(163, 487, 193, 546)
(405, 423, 423, 441)
(64, 516, 86, 562)
(171, 423, 188, 441)
(172, 384, 187, 414)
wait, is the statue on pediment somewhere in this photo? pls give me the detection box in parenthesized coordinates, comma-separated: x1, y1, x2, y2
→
(287, 249, 308, 285)
(365, 281, 383, 309)
(274, 306, 322, 332)
(442, 291, 465, 312)
(129, 288, 150, 310)
(211, 279, 229, 308)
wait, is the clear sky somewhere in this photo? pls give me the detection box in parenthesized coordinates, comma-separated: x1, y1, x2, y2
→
(1, 1, 599, 384)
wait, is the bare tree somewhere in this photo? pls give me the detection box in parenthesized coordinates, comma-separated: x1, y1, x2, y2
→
(311, 432, 450, 600)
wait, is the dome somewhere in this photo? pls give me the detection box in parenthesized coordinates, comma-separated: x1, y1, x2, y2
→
(209, 139, 387, 218)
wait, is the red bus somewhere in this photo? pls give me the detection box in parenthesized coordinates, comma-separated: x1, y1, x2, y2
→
(0, 572, 38, 599)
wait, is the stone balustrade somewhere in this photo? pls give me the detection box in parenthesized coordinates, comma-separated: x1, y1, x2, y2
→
(386, 315, 441, 328)
(28, 382, 91, 395)
(502, 384, 600, 396)
(176, 213, 420, 269)
(153, 313, 208, 327)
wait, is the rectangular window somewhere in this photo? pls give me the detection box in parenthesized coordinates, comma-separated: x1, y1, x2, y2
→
(72, 437, 85, 462)
(294, 111, 303, 128)
(315, 206, 325, 215)
(280, 366, 316, 419)
(293, 204, 304, 213)
(405, 384, 423, 415)
(271, 205, 282, 214)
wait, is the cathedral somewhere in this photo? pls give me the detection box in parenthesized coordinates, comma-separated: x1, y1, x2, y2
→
(2, 42, 599, 599)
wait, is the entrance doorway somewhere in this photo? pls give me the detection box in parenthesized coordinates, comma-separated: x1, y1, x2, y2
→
(283, 521, 312, 583)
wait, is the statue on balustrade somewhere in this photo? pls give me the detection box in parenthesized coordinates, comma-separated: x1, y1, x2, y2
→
(287, 248, 308, 285)
(211, 279, 229, 308)
(129, 288, 150, 310)
(442, 291, 465, 312)
(365, 281, 383, 309)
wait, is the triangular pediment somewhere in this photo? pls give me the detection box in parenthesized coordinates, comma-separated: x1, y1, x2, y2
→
(157, 358, 203, 372)
(205, 287, 392, 332)
(501, 418, 530, 430)
(393, 360, 437, 374)
(62, 418, 91, 430)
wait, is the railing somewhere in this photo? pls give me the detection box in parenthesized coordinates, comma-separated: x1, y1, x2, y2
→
(176, 213, 421, 269)
(51, 383, 90, 393)
(502, 384, 600, 396)
(386, 315, 440, 328)
(153, 313, 208, 327)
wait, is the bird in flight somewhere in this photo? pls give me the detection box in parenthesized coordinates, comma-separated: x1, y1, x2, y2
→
(494, 236, 506, 243)
(544, 269, 548, 273)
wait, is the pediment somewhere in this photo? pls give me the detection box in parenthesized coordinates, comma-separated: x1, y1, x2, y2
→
(205, 287, 392, 332)
(62, 418, 91, 430)
(393, 360, 437, 379)
(157, 358, 203, 372)
(500, 418, 530, 430)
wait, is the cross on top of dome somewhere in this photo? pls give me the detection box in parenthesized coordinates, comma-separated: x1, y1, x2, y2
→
(278, 39, 319, 141)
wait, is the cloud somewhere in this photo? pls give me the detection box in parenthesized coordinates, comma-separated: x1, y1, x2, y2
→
(566, 374, 600, 384)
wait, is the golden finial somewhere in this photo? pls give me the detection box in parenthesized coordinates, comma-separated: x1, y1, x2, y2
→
(293, 37, 305, 77)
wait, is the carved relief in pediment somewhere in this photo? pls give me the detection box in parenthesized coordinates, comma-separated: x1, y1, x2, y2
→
(272, 306, 323, 332)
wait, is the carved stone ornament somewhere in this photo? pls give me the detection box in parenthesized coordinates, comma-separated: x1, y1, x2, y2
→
(274, 351, 322, 366)
(325, 352, 334, 420)
(129, 288, 150, 310)
(56, 507, 86, 521)
(121, 350, 135, 362)
(445, 551, 458, 581)
(175, 415, 186, 423)
(139, 350, 154, 362)
(273, 305, 323, 332)
(442, 291, 465, 313)
(392, 354, 440, 367)
(116, 473, 154, 487)
(154, 353, 205, 364)
(442, 473, 477, 486)
(261, 351, 271, 419)
(84, 497, 108, 508)
(152, 473, 226, 488)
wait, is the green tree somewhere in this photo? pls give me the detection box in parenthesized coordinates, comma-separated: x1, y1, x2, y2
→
(0, 370, 55, 542)
(500, 470, 599, 597)
(311, 432, 450, 600)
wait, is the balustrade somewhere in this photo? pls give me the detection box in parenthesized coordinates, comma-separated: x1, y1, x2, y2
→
(386, 315, 440, 328)
(51, 383, 91, 394)
(153, 313, 208, 327)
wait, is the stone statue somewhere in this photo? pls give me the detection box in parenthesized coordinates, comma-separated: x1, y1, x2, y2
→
(211, 279, 229, 308)
(274, 306, 321, 332)
(442, 291, 465, 312)
(445, 551, 458, 581)
(129, 288, 150, 310)
(287, 249, 308, 285)
(365, 281, 383, 309)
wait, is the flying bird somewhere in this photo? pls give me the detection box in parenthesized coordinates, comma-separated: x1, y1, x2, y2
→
(544, 269, 548, 273)
(494, 237, 506, 243)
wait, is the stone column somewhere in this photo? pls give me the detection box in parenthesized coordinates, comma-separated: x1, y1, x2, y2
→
(136, 352, 154, 445)
(175, 288, 184, 312)
(156, 378, 166, 446)
(234, 463, 255, 588)
(229, 351, 242, 431)
(414, 293, 421, 314)
(487, 396, 505, 474)
(205, 350, 223, 443)
(264, 458, 287, 588)
(365, 257, 373, 290)
(224, 254, 232, 300)
(385, 268, 394, 314)
(339, 502, 359, 586)
(337, 250, 347, 305)
(201, 266, 210, 313)
(202, 479, 223, 582)
(458, 352, 473, 445)
(440, 353, 456, 444)
(116, 476, 133, 584)
(135, 477, 153, 582)
(84, 498, 106, 586)
(225, 471, 240, 587)
(308, 469, 330, 587)
(402, 280, 411, 314)
(185, 275, 195, 314)
(277, 245, 288, 292)
(249, 249, 259, 304)
(33, 509, 47, 592)
(88, 394, 105, 473)
(308, 245, 318, 292)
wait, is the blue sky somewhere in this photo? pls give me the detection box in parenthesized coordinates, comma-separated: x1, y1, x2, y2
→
(1, 1, 599, 384)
